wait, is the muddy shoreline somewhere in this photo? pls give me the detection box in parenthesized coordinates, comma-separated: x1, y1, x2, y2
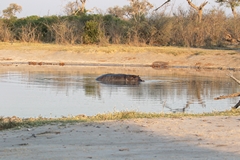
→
(1, 61, 240, 71)
(0, 47, 240, 71)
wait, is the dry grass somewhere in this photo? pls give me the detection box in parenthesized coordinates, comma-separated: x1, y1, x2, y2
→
(1, 109, 240, 131)
(0, 42, 237, 55)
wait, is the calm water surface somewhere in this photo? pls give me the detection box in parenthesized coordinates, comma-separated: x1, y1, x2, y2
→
(0, 67, 239, 118)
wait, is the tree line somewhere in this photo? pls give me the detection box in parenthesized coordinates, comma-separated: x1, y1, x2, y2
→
(0, 0, 240, 47)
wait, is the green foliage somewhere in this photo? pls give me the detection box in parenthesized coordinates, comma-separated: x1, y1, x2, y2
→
(0, 8, 240, 46)
(83, 20, 101, 44)
(103, 14, 130, 44)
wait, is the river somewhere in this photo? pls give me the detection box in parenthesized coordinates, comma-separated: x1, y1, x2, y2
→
(0, 66, 239, 118)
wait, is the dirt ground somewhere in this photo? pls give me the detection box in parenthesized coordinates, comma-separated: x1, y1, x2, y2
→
(0, 48, 239, 70)
(0, 47, 240, 159)
(1, 117, 240, 159)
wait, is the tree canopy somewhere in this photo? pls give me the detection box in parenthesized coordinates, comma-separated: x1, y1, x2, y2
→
(215, 0, 240, 17)
(2, 3, 22, 19)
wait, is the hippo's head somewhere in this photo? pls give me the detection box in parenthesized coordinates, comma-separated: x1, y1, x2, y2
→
(126, 75, 144, 82)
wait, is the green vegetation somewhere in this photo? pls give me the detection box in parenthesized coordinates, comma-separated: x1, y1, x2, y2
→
(0, 8, 240, 47)
(1, 109, 240, 131)
(83, 20, 102, 44)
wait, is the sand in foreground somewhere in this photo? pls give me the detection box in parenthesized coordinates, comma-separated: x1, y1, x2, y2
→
(1, 116, 240, 159)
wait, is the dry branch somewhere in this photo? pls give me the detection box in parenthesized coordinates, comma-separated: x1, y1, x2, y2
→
(233, 100, 240, 109)
(186, 0, 208, 23)
(230, 74, 240, 85)
(214, 92, 240, 100)
(214, 74, 240, 100)
(154, 0, 170, 11)
(186, 0, 208, 11)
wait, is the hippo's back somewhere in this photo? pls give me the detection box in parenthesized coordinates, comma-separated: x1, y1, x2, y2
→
(96, 73, 144, 85)
(96, 74, 127, 82)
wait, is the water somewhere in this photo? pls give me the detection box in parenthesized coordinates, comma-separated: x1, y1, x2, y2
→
(0, 67, 239, 118)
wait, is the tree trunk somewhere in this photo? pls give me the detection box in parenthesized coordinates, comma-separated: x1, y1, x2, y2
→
(186, 0, 208, 23)
(198, 10, 203, 23)
(231, 6, 237, 18)
(80, 0, 86, 13)
(233, 100, 240, 109)
(229, 74, 240, 109)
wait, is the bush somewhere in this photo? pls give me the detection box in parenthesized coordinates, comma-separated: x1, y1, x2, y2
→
(83, 20, 101, 44)
(0, 7, 239, 47)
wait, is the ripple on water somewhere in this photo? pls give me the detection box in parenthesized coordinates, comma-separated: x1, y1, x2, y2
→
(0, 69, 239, 118)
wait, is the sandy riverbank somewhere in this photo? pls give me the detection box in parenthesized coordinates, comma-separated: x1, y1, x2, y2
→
(1, 44, 240, 159)
(1, 116, 240, 159)
(0, 43, 239, 70)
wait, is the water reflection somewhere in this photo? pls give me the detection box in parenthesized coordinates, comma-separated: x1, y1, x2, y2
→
(0, 67, 239, 118)
(83, 77, 101, 97)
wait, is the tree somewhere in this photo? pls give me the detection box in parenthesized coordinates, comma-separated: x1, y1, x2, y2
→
(64, 0, 90, 16)
(107, 0, 153, 44)
(2, 3, 22, 19)
(216, 0, 240, 18)
(124, 0, 154, 44)
(107, 6, 126, 19)
(186, 0, 208, 23)
(124, 0, 153, 22)
(107, 0, 153, 21)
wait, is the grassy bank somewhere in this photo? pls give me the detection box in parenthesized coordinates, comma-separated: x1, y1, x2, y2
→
(0, 42, 238, 55)
(1, 109, 240, 131)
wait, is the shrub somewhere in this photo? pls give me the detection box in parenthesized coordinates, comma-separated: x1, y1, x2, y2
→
(83, 20, 102, 44)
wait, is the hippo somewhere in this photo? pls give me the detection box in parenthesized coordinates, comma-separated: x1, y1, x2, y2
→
(96, 73, 144, 85)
